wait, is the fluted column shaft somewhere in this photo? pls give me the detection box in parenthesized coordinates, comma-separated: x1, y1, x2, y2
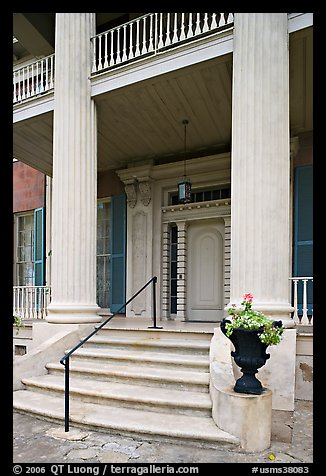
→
(230, 13, 294, 325)
(47, 13, 100, 323)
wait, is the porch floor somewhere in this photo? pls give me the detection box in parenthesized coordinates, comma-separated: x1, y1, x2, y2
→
(98, 315, 219, 334)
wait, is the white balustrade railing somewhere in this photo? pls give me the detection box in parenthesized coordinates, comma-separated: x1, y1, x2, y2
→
(91, 13, 234, 74)
(13, 54, 55, 104)
(289, 277, 313, 326)
(13, 286, 51, 320)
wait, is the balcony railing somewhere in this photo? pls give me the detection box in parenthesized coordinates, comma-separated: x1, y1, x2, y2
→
(13, 54, 55, 104)
(91, 13, 234, 75)
(13, 286, 51, 320)
(290, 277, 313, 326)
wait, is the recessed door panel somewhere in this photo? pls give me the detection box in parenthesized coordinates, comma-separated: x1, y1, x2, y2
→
(187, 220, 223, 321)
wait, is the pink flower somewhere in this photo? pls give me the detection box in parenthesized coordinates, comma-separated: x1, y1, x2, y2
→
(243, 293, 254, 303)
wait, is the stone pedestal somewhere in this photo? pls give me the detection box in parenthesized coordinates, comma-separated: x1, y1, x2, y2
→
(210, 327, 294, 447)
(230, 13, 294, 327)
(47, 13, 100, 323)
(212, 383, 272, 452)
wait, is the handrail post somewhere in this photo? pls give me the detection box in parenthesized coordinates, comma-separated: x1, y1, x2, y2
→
(148, 276, 163, 329)
(64, 357, 70, 432)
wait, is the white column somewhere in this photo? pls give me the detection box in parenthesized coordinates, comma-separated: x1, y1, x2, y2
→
(230, 13, 294, 326)
(47, 13, 100, 323)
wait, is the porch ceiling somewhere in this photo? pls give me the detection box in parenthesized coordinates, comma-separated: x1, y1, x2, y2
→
(13, 111, 53, 176)
(95, 54, 233, 172)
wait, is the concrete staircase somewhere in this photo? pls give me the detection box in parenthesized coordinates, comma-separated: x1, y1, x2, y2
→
(13, 325, 239, 447)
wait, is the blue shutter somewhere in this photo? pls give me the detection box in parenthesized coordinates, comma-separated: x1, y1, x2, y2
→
(294, 166, 313, 315)
(34, 207, 45, 286)
(110, 194, 126, 313)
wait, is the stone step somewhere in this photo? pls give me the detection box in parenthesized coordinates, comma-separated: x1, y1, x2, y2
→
(21, 374, 212, 416)
(68, 347, 209, 371)
(13, 390, 239, 448)
(84, 334, 210, 355)
(47, 361, 209, 392)
(95, 325, 214, 342)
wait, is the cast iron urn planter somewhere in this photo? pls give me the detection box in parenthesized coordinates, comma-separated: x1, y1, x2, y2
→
(220, 318, 271, 395)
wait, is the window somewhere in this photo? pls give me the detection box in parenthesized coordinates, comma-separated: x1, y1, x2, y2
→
(170, 185, 231, 205)
(97, 200, 111, 308)
(16, 213, 34, 286)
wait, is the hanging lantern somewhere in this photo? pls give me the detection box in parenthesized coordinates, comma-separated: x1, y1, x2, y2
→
(178, 119, 192, 204)
(178, 178, 192, 204)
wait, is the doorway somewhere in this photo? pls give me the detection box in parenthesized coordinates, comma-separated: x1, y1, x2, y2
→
(186, 219, 224, 321)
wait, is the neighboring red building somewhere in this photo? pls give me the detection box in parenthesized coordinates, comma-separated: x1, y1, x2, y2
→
(13, 160, 46, 286)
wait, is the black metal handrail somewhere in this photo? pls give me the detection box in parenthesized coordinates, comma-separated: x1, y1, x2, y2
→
(60, 275, 161, 432)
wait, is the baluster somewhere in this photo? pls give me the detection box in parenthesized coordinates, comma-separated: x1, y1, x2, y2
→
(33, 287, 37, 319)
(310, 279, 313, 325)
(36, 61, 39, 93)
(16, 288, 20, 318)
(129, 22, 134, 59)
(180, 13, 186, 40)
(116, 27, 121, 63)
(211, 13, 218, 29)
(195, 13, 201, 36)
(219, 13, 226, 27)
(13, 288, 16, 317)
(21, 287, 25, 319)
(135, 19, 141, 57)
(122, 25, 128, 61)
(141, 17, 147, 54)
(21, 68, 26, 99)
(226, 13, 234, 24)
(165, 13, 172, 45)
(31, 64, 35, 96)
(293, 279, 299, 324)
(302, 279, 309, 325)
(13, 72, 17, 103)
(26, 288, 29, 319)
(148, 14, 154, 52)
(202, 13, 209, 33)
(97, 34, 103, 70)
(50, 55, 54, 89)
(40, 288, 43, 319)
(103, 32, 109, 68)
(91, 37, 97, 73)
(187, 13, 194, 38)
(26, 65, 31, 98)
(45, 57, 49, 91)
(17, 70, 22, 101)
(40, 60, 45, 93)
(172, 13, 179, 43)
(27, 288, 31, 319)
(157, 13, 164, 48)
(110, 30, 115, 66)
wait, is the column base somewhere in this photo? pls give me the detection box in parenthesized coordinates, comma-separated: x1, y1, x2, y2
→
(46, 304, 101, 324)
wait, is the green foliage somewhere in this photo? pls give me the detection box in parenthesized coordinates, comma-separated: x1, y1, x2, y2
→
(225, 294, 284, 346)
(13, 314, 24, 331)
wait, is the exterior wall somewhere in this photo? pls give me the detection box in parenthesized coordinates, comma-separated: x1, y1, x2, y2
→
(295, 333, 313, 401)
(293, 132, 313, 167)
(97, 170, 125, 198)
(13, 161, 45, 213)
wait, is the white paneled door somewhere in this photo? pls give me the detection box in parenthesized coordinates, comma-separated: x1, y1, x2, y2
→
(187, 219, 224, 321)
